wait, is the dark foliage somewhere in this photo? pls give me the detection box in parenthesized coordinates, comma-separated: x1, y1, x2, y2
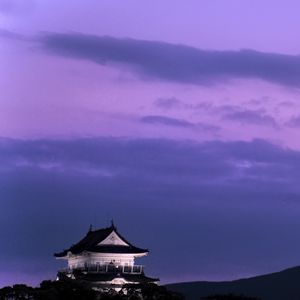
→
(0, 280, 183, 300)
(36, 279, 98, 300)
(0, 284, 35, 300)
(123, 283, 184, 300)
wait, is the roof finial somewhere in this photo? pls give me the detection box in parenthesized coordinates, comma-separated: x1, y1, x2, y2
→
(111, 219, 115, 229)
(89, 224, 93, 232)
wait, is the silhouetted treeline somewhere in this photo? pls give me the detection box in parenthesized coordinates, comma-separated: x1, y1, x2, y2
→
(0, 280, 266, 300)
(0, 279, 184, 300)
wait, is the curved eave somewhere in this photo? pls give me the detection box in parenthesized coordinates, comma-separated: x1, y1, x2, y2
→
(133, 251, 149, 258)
(54, 250, 149, 258)
(55, 244, 149, 257)
(89, 246, 149, 254)
(54, 255, 67, 259)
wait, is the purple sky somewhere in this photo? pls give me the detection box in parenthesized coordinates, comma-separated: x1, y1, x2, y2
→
(1, 0, 300, 287)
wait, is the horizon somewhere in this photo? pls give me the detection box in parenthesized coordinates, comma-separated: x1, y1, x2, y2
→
(1, 0, 300, 288)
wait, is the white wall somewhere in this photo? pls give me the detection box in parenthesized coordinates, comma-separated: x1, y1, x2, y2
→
(67, 252, 138, 269)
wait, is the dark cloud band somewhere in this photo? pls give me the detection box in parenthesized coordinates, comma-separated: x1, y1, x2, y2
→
(140, 115, 195, 128)
(40, 32, 300, 87)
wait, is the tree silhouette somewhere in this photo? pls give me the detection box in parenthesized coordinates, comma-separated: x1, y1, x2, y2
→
(0, 284, 35, 300)
(0, 280, 184, 300)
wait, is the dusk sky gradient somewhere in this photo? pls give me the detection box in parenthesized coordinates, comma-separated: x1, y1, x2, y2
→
(1, 0, 300, 288)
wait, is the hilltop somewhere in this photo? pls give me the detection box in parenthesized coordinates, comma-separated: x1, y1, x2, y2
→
(166, 266, 300, 300)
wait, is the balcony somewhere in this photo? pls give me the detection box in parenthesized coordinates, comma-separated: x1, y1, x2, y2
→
(60, 264, 144, 275)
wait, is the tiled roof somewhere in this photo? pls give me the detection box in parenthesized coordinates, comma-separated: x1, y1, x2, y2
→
(54, 224, 148, 257)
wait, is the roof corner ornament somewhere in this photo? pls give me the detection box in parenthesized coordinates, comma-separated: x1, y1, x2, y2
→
(111, 219, 116, 229)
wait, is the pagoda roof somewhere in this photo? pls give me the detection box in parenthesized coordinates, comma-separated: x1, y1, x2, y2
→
(54, 223, 148, 257)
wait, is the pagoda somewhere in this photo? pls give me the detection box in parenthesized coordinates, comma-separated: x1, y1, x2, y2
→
(54, 222, 159, 289)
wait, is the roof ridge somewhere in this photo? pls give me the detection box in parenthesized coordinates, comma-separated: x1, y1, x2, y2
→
(54, 224, 148, 257)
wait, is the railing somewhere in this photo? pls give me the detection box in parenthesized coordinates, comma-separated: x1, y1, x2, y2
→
(60, 264, 144, 275)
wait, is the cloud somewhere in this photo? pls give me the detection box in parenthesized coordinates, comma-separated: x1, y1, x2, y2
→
(2, 137, 300, 204)
(286, 115, 300, 127)
(245, 96, 272, 107)
(278, 101, 295, 107)
(154, 97, 182, 110)
(140, 115, 220, 132)
(2, 137, 300, 286)
(140, 115, 194, 128)
(181, 103, 279, 128)
(0, 28, 26, 41)
(196, 122, 220, 132)
(40, 32, 300, 87)
(222, 109, 278, 128)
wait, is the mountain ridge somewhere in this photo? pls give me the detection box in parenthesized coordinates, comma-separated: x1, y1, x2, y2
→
(166, 266, 300, 300)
